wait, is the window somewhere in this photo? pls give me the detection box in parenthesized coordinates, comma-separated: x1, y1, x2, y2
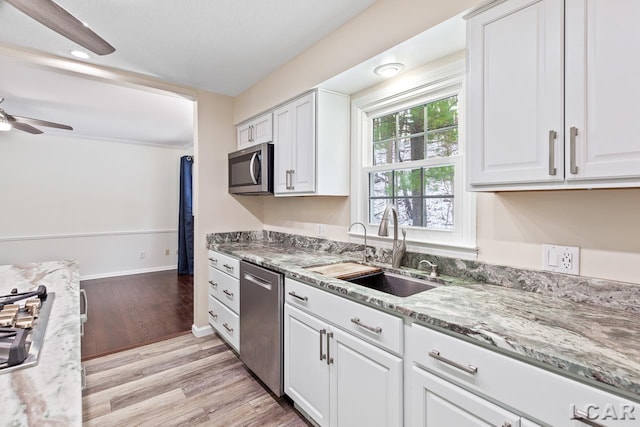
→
(369, 96, 458, 230)
(350, 59, 476, 258)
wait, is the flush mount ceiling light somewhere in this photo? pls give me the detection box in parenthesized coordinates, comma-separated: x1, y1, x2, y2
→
(373, 63, 405, 78)
(70, 49, 91, 59)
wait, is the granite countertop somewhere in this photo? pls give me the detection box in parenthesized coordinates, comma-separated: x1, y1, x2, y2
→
(209, 239, 640, 401)
(0, 260, 82, 427)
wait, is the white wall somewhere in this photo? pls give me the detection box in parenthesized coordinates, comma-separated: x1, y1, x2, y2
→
(0, 131, 190, 279)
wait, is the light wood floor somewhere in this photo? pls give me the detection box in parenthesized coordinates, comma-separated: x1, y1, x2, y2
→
(82, 333, 311, 426)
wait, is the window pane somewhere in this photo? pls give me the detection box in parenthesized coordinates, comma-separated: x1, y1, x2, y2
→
(373, 139, 395, 165)
(424, 198, 454, 230)
(424, 165, 454, 196)
(427, 96, 458, 131)
(396, 198, 423, 227)
(398, 105, 424, 137)
(370, 198, 392, 224)
(398, 136, 425, 162)
(426, 128, 458, 158)
(373, 114, 396, 142)
(394, 169, 422, 197)
(369, 171, 393, 197)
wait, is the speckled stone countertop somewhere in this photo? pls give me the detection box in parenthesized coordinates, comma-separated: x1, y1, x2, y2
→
(208, 238, 640, 401)
(0, 261, 82, 427)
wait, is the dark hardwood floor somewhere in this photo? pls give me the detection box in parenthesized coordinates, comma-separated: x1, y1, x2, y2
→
(80, 270, 193, 360)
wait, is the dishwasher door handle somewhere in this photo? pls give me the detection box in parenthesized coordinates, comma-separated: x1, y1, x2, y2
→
(243, 272, 273, 290)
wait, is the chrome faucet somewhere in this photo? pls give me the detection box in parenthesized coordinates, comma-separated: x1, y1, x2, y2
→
(377, 204, 406, 268)
(348, 222, 368, 263)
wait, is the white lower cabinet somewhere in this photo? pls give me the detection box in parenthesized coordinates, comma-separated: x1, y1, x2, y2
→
(284, 279, 403, 427)
(207, 250, 240, 351)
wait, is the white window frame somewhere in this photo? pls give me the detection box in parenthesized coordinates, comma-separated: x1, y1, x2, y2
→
(350, 57, 477, 259)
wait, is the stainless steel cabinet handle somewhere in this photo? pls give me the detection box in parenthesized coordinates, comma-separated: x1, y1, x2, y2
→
(571, 409, 605, 427)
(319, 328, 326, 361)
(327, 332, 334, 365)
(223, 263, 234, 271)
(285, 170, 291, 190)
(351, 317, 382, 334)
(288, 291, 308, 302)
(223, 289, 233, 298)
(429, 350, 478, 375)
(223, 323, 233, 333)
(208, 310, 217, 319)
(548, 130, 557, 176)
(208, 280, 218, 288)
(290, 170, 295, 190)
(208, 257, 218, 265)
(570, 126, 579, 174)
(502, 423, 512, 427)
(80, 288, 88, 337)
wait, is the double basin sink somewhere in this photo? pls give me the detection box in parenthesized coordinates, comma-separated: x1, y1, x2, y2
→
(306, 262, 441, 297)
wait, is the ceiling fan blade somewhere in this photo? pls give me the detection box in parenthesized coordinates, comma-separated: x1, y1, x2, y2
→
(11, 122, 43, 134)
(10, 115, 73, 131)
(5, 0, 115, 55)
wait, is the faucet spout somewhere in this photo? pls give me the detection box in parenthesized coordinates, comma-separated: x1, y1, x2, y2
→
(348, 222, 368, 263)
(378, 204, 405, 268)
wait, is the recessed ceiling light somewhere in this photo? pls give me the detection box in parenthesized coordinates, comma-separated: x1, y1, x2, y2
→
(70, 50, 91, 59)
(373, 63, 405, 78)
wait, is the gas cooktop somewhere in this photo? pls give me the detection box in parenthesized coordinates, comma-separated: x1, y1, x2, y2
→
(0, 286, 55, 373)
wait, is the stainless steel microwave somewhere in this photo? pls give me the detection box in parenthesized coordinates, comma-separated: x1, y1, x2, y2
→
(228, 143, 274, 195)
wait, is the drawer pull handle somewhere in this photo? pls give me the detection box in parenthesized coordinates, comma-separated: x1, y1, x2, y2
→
(350, 317, 382, 334)
(208, 280, 218, 288)
(208, 257, 218, 265)
(429, 350, 478, 375)
(288, 291, 308, 302)
(208, 310, 217, 319)
(571, 409, 605, 427)
(223, 263, 234, 271)
(223, 323, 233, 333)
(223, 289, 234, 298)
(319, 329, 326, 361)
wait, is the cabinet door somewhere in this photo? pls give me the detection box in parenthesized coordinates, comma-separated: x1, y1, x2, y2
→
(273, 103, 293, 194)
(467, 0, 564, 186)
(565, 0, 640, 181)
(410, 365, 520, 427)
(290, 92, 316, 193)
(237, 123, 252, 150)
(284, 304, 330, 426)
(330, 327, 403, 427)
(252, 114, 273, 145)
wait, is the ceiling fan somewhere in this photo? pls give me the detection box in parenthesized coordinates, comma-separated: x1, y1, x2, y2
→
(0, 97, 73, 134)
(4, 0, 115, 55)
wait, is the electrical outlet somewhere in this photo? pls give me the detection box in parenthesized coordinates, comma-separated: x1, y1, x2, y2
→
(317, 224, 326, 237)
(165, 249, 170, 256)
(542, 244, 579, 275)
(139, 251, 146, 259)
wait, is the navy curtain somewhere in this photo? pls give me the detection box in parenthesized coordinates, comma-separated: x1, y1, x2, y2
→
(178, 156, 194, 275)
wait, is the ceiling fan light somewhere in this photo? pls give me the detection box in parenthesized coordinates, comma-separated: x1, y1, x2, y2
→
(0, 114, 12, 131)
(70, 50, 91, 59)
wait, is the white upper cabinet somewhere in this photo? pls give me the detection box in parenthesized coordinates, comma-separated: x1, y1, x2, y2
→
(467, 0, 640, 190)
(237, 112, 273, 149)
(273, 89, 349, 196)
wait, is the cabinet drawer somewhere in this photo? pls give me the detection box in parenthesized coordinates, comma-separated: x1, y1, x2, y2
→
(208, 267, 240, 314)
(208, 295, 239, 352)
(408, 323, 638, 426)
(285, 278, 403, 355)
(208, 250, 239, 279)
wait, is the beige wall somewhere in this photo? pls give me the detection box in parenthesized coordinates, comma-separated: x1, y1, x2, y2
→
(193, 90, 263, 329)
(477, 190, 640, 284)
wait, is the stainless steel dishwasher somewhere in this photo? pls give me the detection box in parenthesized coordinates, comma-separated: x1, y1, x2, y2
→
(239, 260, 284, 396)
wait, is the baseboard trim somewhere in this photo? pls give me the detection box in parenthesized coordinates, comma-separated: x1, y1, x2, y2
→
(80, 265, 178, 281)
(192, 324, 213, 338)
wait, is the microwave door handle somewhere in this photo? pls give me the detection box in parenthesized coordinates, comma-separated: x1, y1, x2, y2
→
(249, 152, 258, 185)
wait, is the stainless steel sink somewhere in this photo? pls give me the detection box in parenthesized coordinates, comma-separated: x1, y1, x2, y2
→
(346, 271, 439, 297)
